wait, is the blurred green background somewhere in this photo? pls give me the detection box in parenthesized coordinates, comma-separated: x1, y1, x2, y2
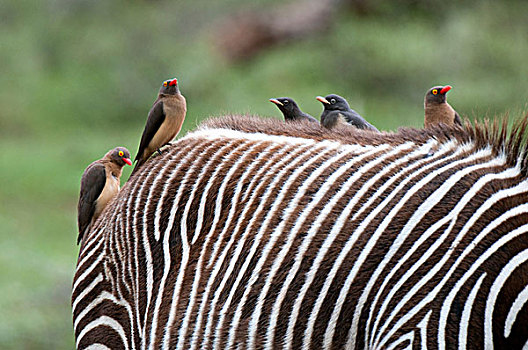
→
(1, 0, 527, 348)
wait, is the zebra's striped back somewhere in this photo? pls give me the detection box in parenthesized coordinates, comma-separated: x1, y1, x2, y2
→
(73, 115, 528, 349)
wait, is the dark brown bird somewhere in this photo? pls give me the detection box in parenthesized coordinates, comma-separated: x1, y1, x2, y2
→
(77, 147, 132, 244)
(269, 97, 318, 123)
(424, 85, 462, 128)
(132, 78, 187, 174)
(316, 94, 379, 131)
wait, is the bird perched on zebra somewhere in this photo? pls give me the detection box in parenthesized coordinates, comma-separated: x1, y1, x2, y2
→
(316, 94, 379, 131)
(77, 147, 132, 244)
(269, 97, 318, 123)
(73, 115, 528, 349)
(132, 78, 187, 175)
(424, 85, 462, 128)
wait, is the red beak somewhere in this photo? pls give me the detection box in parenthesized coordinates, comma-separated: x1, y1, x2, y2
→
(123, 158, 132, 166)
(440, 85, 452, 94)
(169, 78, 178, 86)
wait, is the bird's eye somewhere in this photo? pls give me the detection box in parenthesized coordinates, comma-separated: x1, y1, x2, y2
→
(283, 100, 289, 104)
(163, 82, 168, 87)
(119, 151, 124, 157)
(432, 89, 438, 95)
(330, 99, 336, 104)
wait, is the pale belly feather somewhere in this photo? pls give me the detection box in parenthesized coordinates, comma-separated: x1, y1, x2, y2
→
(143, 99, 186, 159)
(93, 174, 120, 219)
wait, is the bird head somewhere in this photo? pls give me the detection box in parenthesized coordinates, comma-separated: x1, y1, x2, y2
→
(425, 85, 452, 104)
(269, 97, 299, 114)
(109, 147, 132, 167)
(316, 94, 350, 111)
(159, 78, 180, 95)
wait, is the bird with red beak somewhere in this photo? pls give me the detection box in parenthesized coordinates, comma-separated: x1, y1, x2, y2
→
(424, 85, 462, 128)
(132, 78, 187, 174)
(77, 147, 132, 244)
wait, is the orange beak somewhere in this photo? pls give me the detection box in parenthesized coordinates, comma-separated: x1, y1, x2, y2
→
(269, 98, 283, 106)
(316, 96, 330, 104)
(123, 158, 132, 166)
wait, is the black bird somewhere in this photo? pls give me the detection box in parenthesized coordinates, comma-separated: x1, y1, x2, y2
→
(132, 78, 187, 175)
(77, 147, 132, 244)
(424, 85, 462, 128)
(316, 94, 378, 131)
(269, 97, 318, 123)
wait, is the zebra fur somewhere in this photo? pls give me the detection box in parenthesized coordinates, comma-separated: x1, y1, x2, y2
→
(73, 115, 528, 349)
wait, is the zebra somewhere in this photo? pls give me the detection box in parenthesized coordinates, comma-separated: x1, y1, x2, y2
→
(72, 115, 528, 349)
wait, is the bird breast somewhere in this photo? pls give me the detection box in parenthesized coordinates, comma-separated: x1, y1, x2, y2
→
(146, 95, 187, 156)
(163, 95, 187, 118)
(93, 172, 120, 219)
(323, 112, 348, 129)
(424, 103, 456, 127)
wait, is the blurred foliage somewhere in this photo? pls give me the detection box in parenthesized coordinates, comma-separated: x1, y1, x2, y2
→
(0, 0, 527, 348)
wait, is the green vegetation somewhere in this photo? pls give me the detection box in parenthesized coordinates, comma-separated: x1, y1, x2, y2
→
(1, 0, 527, 348)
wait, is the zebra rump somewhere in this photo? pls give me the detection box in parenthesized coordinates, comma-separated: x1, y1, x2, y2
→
(72, 115, 528, 349)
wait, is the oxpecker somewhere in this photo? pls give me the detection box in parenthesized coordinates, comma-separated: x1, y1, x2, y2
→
(424, 85, 462, 128)
(132, 78, 187, 174)
(77, 147, 132, 244)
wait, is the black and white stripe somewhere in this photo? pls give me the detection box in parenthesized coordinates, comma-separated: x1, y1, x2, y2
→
(73, 117, 528, 349)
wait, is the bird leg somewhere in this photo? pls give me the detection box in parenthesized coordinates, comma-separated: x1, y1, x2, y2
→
(155, 143, 173, 156)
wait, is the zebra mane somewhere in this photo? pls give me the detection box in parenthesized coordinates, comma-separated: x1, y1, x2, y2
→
(197, 113, 528, 176)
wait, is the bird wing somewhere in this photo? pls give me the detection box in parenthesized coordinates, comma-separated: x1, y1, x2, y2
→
(454, 111, 463, 126)
(77, 162, 106, 244)
(342, 110, 379, 132)
(134, 100, 166, 163)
